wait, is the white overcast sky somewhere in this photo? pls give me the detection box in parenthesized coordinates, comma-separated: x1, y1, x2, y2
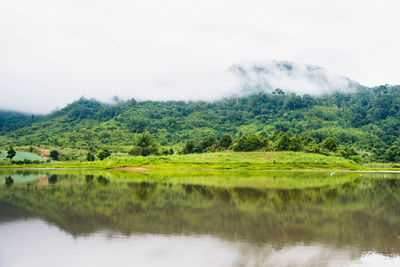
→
(1, 0, 400, 113)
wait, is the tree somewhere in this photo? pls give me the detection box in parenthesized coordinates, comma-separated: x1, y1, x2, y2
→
(322, 137, 339, 152)
(200, 136, 216, 151)
(183, 141, 195, 154)
(288, 136, 302, 151)
(232, 135, 261, 152)
(385, 145, 400, 162)
(274, 134, 291, 151)
(6, 146, 16, 160)
(50, 150, 59, 160)
(246, 135, 262, 151)
(232, 136, 248, 152)
(129, 132, 158, 156)
(219, 134, 232, 149)
(87, 152, 95, 161)
(98, 149, 111, 160)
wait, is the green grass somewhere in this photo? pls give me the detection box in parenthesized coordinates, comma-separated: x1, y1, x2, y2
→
(0, 151, 365, 171)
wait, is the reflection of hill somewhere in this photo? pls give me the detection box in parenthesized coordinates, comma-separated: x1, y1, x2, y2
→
(0, 172, 399, 255)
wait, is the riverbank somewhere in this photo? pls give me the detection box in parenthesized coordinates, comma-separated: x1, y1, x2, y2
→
(0, 151, 387, 171)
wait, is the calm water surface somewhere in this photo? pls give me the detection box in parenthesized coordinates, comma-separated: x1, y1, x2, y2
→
(0, 170, 399, 267)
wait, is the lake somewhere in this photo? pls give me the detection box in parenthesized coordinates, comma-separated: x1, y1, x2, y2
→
(0, 170, 399, 267)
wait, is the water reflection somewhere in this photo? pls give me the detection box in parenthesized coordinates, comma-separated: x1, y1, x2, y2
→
(0, 219, 399, 267)
(0, 170, 399, 266)
(5, 175, 13, 186)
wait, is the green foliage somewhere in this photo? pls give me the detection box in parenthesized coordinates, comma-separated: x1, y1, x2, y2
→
(274, 134, 291, 151)
(200, 136, 216, 151)
(161, 148, 175, 155)
(385, 146, 400, 162)
(50, 150, 59, 160)
(6, 146, 16, 159)
(219, 134, 232, 149)
(321, 137, 339, 152)
(129, 132, 159, 156)
(87, 152, 95, 161)
(97, 149, 111, 160)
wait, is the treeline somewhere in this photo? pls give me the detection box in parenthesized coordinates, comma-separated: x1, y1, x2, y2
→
(0, 111, 42, 134)
(182, 132, 400, 163)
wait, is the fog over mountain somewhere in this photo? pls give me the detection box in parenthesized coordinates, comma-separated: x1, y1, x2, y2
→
(1, 60, 366, 114)
(231, 61, 361, 96)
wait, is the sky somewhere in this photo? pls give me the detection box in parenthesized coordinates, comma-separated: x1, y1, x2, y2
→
(1, 0, 400, 113)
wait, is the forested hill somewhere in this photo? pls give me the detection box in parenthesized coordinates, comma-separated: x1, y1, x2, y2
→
(0, 85, 399, 153)
(0, 111, 42, 134)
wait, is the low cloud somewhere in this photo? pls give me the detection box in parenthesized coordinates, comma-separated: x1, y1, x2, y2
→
(231, 60, 361, 96)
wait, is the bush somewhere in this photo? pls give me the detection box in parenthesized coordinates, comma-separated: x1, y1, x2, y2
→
(232, 135, 262, 152)
(129, 132, 159, 156)
(50, 150, 59, 160)
(219, 134, 232, 149)
(7, 147, 16, 159)
(183, 141, 195, 154)
(98, 149, 111, 160)
(87, 152, 95, 161)
(274, 134, 291, 151)
(161, 148, 175, 155)
(322, 137, 339, 152)
(385, 145, 400, 162)
(200, 136, 216, 151)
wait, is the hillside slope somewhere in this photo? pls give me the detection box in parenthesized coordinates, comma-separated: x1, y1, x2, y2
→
(0, 85, 399, 153)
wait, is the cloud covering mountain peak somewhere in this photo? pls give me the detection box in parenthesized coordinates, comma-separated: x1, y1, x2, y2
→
(231, 61, 361, 96)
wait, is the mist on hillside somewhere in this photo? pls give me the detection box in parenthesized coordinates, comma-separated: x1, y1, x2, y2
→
(0, 60, 364, 114)
(231, 61, 361, 96)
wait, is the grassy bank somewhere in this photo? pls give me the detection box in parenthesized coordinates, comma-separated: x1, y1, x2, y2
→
(0, 151, 366, 170)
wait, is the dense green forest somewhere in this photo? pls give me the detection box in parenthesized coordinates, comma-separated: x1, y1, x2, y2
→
(0, 85, 399, 162)
(0, 110, 42, 134)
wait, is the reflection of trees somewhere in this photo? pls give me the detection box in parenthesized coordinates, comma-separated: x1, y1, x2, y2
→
(0, 175, 399, 254)
(48, 175, 58, 184)
(182, 184, 232, 203)
(97, 175, 109, 185)
(128, 182, 157, 201)
(5, 176, 13, 186)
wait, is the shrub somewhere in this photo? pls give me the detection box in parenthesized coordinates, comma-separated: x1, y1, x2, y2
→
(7, 147, 16, 159)
(219, 134, 232, 149)
(50, 150, 59, 160)
(87, 152, 95, 161)
(322, 137, 339, 152)
(385, 145, 400, 162)
(274, 134, 291, 151)
(129, 132, 158, 156)
(200, 136, 216, 151)
(98, 149, 111, 160)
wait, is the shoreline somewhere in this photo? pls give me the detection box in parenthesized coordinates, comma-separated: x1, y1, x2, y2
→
(1, 151, 399, 172)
